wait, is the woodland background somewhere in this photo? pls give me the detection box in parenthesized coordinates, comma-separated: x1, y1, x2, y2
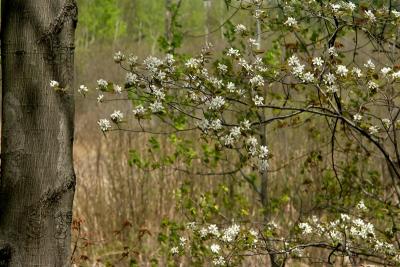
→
(71, 0, 391, 266)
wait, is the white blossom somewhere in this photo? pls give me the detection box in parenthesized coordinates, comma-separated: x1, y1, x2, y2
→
(324, 73, 336, 85)
(292, 64, 305, 76)
(164, 54, 175, 65)
(230, 126, 241, 139)
(114, 84, 122, 94)
(340, 213, 350, 221)
(365, 10, 376, 22)
(186, 222, 196, 230)
(247, 136, 258, 147)
(352, 67, 363, 78)
(364, 59, 375, 70)
(97, 94, 104, 103)
(226, 82, 236, 93)
(284, 17, 297, 27)
(382, 118, 391, 128)
(299, 222, 313, 234)
(170, 246, 179, 255)
(381, 67, 392, 76)
(208, 96, 225, 110)
(356, 200, 367, 211)
(288, 55, 300, 67)
(367, 81, 378, 90)
(249, 229, 258, 238)
(392, 71, 400, 79)
(249, 38, 259, 47)
(343, 2, 356, 11)
(98, 119, 111, 132)
(217, 63, 228, 73)
(197, 119, 210, 132)
(235, 24, 247, 33)
(222, 134, 234, 146)
(259, 145, 269, 159)
(249, 75, 264, 87)
(97, 79, 108, 90)
(126, 72, 138, 85)
(369, 125, 379, 135)
(210, 244, 221, 254)
(302, 72, 315, 83)
(221, 224, 240, 242)
(127, 54, 138, 66)
(200, 227, 208, 237)
(151, 86, 165, 100)
(144, 56, 163, 73)
(50, 80, 59, 88)
(157, 71, 166, 80)
(351, 218, 375, 239)
(150, 101, 164, 113)
(241, 120, 251, 130)
(288, 55, 305, 76)
(208, 224, 220, 237)
(393, 10, 400, 18)
(374, 240, 395, 254)
(254, 57, 268, 72)
(209, 77, 224, 89)
(328, 47, 338, 57)
(78, 85, 88, 95)
(226, 48, 240, 57)
(336, 65, 349, 77)
(330, 3, 341, 13)
(254, 9, 265, 19)
(113, 51, 125, 63)
(239, 58, 253, 72)
(110, 110, 123, 122)
(312, 57, 324, 68)
(353, 113, 362, 122)
(132, 105, 145, 116)
(326, 85, 338, 93)
(213, 256, 226, 266)
(247, 136, 258, 157)
(210, 119, 222, 131)
(185, 58, 201, 69)
(252, 95, 264, 106)
(179, 237, 187, 247)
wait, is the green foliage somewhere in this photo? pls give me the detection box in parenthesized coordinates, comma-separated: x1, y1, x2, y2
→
(77, 0, 126, 44)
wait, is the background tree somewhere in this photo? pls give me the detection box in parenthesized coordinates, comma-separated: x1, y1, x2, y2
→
(0, 0, 77, 266)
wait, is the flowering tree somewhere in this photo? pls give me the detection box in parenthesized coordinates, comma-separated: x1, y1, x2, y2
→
(77, 0, 400, 266)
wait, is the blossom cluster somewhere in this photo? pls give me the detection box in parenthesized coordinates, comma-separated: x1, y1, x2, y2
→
(169, 222, 259, 266)
(297, 201, 400, 263)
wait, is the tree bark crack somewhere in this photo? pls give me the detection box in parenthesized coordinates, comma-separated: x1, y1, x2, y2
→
(0, 244, 12, 267)
(38, 175, 76, 209)
(39, 0, 78, 43)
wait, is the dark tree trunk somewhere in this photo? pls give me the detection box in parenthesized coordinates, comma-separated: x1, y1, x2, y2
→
(259, 111, 281, 267)
(0, 1, 77, 266)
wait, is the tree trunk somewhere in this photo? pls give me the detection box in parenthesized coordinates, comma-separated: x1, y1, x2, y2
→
(259, 108, 281, 267)
(165, 0, 173, 44)
(204, 0, 211, 44)
(0, 1, 77, 266)
(255, 2, 262, 50)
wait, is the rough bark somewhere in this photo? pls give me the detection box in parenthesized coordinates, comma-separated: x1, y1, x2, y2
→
(0, 1, 77, 266)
